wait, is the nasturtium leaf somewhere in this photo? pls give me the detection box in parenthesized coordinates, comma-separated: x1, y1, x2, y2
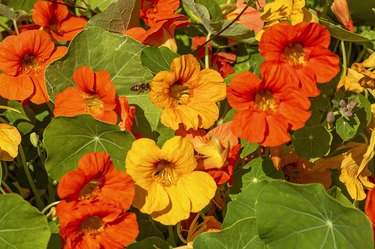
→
(327, 186, 353, 208)
(87, 0, 140, 33)
(240, 138, 259, 158)
(0, 193, 50, 249)
(335, 115, 360, 141)
(78, 0, 117, 11)
(43, 115, 135, 180)
(141, 46, 179, 74)
(223, 181, 268, 228)
(255, 181, 373, 249)
(355, 93, 372, 126)
(7, 0, 36, 13)
(155, 122, 175, 147)
(361, 30, 375, 49)
(210, 20, 255, 44)
(347, 0, 375, 26)
(194, 218, 266, 249)
(45, 27, 153, 101)
(45, 27, 158, 128)
(182, 0, 213, 32)
(196, 0, 224, 22)
(128, 237, 171, 249)
(241, 157, 284, 190)
(320, 19, 370, 43)
(292, 125, 332, 159)
(128, 95, 162, 131)
(3, 100, 35, 134)
(136, 220, 164, 241)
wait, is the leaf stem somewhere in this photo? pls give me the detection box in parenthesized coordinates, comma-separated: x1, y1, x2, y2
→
(340, 40, 347, 86)
(18, 145, 44, 210)
(1, 180, 12, 193)
(41, 200, 60, 214)
(205, 33, 211, 69)
(168, 226, 177, 247)
(193, 4, 250, 54)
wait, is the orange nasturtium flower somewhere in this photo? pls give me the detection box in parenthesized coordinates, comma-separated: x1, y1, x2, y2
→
(126, 136, 217, 225)
(57, 202, 138, 249)
(54, 66, 118, 124)
(148, 55, 226, 130)
(0, 30, 67, 104)
(259, 22, 340, 97)
(57, 152, 135, 210)
(56, 152, 138, 248)
(0, 124, 21, 161)
(227, 71, 311, 147)
(32, 0, 87, 42)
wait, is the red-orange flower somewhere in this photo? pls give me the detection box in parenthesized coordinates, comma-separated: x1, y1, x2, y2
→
(227, 71, 311, 147)
(259, 22, 340, 97)
(57, 202, 138, 249)
(365, 178, 375, 239)
(32, 0, 87, 41)
(0, 30, 67, 104)
(54, 66, 118, 123)
(140, 0, 186, 27)
(116, 96, 136, 132)
(57, 152, 135, 210)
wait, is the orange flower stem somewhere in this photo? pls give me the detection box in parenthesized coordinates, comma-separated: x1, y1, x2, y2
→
(340, 40, 347, 85)
(18, 145, 44, 210)
(205, 33, 211, 69)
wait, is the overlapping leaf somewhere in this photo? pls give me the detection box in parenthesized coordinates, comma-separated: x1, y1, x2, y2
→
(43, 115, 135, 180)
(0, 194, 50, 249)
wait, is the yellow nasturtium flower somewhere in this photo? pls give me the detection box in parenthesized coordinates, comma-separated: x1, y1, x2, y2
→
(0, 124, 21, 161)
(256, 0, 318, 40)
(126, 136, 216, 225)
(314, 130, 375, 200)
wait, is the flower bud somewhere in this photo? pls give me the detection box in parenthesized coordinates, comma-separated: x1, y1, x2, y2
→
(331, 0, 354, 32)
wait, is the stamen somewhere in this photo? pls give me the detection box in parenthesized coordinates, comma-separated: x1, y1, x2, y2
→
(284, 43, 307, 66)
(80, 216, 104, 235)
(255, 89, 277, 112)
(153, 160, 176, 186)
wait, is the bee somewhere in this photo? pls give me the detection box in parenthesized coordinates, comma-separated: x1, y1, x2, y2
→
(130, 82, 150, 94)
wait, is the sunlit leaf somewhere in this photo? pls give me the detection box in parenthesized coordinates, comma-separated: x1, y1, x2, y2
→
(0, 194, 50, 249)
(335, 115, 360, 141)
(256, 181, 373, 249)
(141, 46, 179, 74)
(43, 115, 135, 180)
(241, 157, 283, 190)
(3, 100, 35, 135)
(320, 19, 370, 43)
(240, 138, 259, 158)
(87, 0, 140, 33)
(194, 218, 266, 249)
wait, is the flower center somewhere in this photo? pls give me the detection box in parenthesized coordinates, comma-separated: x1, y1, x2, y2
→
(284, 43, 306, 66)
(79, 179, 102, 201)
(255, 89, 277, 112)
(22, 54, 40, 73)
(82, 94, 104, 115)
(80, 216, 104, 235)
(170, 84, 191, 105)
(153, 160, 176, 186)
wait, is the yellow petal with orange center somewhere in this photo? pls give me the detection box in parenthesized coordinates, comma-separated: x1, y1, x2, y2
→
(0, 124, 21, 161)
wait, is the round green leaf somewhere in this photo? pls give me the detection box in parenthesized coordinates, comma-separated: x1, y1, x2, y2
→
(223, 181, 268, 228)
(241, 157, 284, 190)
(292, 125, 332, 159)
(0, 194, 50, 249)
(43, 114, 135, 180)
(335, 115, 360, 141)
(255, 181, 373, 249)
(46, 27, 153, 100)
(194, 218, 266, 249)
